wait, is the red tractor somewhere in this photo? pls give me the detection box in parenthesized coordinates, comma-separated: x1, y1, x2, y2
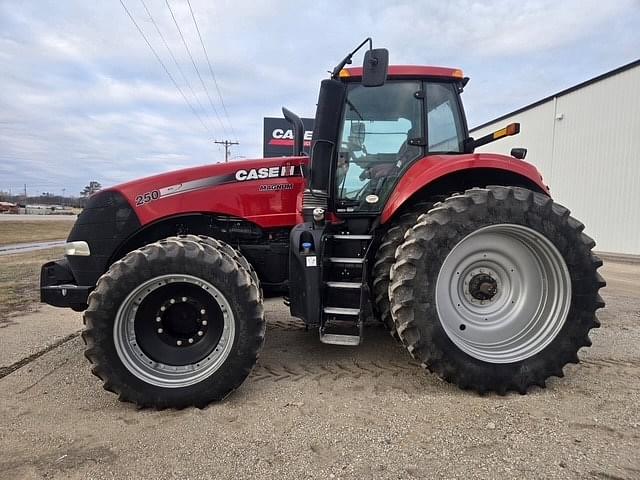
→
(41, 40, 604, 408)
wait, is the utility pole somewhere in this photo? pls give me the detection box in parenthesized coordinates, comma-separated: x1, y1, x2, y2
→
(214, 140, 239, 163)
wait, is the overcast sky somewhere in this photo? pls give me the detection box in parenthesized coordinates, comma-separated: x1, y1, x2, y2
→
(1, 0, 638, 196)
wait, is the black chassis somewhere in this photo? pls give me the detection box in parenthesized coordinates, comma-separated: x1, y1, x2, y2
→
(40, 190, 291, 311)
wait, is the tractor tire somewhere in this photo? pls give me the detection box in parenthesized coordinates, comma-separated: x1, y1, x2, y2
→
(164, 235, 262, 300)
(390, 186, 605, 394)
(372, 201, 434, 338)
(82, 237, 264, 408)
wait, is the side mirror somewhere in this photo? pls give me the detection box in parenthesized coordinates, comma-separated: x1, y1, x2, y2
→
(362, 48, 388, 87)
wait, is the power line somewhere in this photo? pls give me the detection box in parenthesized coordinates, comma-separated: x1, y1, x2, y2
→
(186, 0, 237, 141)
(138, 0, 215, 134)
(213, 140, 239, 163)
(118, 0, 213, 136)
(164, 0, 227, 135)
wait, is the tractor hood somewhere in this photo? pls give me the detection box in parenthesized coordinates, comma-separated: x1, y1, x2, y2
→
(109, 156, 308, 229)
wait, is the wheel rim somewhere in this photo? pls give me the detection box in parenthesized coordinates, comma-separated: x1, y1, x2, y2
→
(435, 224, 571, 364)
(114, 274, 235, 388)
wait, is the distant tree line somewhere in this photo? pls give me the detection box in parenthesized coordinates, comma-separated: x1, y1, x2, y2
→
(0, 181, 102, 208)
(0, 191, 83, 208)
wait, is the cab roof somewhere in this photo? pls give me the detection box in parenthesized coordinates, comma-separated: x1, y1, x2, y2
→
(341, 65, 464, 80)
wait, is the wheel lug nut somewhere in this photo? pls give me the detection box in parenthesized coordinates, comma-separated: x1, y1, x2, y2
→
(160, 306, 166, 312)
(201, 320, 207, 326)
(197, 331, 203, 336)
(157, 328, 163, 333)
(170, 298, 176, 304)
(182, 297, 187, 302)
(200, 309, 206, 315)
(176, 340, 182, 346)
(188, 338, 194, 344)
(156, 316, 162, 322)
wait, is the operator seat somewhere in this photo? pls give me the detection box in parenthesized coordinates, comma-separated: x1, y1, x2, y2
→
(367, 126, 422, 179)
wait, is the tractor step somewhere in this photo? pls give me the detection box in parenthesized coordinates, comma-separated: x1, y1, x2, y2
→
(325, 281, 361, 289)
(328, 257, 365, 264)
(319, 315, 362, 345)
(319, 332, 361, 346)
(319, 230, 373, 347)
(330, 234, 373, 240)
(323, 306, 360, 316)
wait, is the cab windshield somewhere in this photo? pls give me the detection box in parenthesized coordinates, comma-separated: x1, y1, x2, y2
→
(335, 80, 465, 212)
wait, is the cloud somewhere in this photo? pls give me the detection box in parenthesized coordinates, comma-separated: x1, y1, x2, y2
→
(0, 0, 638, 195)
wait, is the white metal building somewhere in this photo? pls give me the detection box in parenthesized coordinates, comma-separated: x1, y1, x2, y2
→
(470, 59, 640, 256)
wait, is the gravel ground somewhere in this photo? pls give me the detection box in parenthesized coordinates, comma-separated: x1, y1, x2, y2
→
(0, 261, 638, 479)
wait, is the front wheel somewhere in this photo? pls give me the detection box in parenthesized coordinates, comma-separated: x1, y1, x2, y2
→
(83, 237, 264, 408)
(390, 186, 605, 394)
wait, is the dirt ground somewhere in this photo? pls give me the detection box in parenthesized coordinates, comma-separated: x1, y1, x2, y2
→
(0, 218, 71, 318)
(0, 247, 64, 320)
(0, 260, 638, 479)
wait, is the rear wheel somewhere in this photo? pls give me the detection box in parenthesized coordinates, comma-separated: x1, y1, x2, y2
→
(83, 237, 264, 408)
(390, 186, 605, 394)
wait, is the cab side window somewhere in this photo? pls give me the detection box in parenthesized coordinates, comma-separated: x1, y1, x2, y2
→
(427, 83, 464, 153)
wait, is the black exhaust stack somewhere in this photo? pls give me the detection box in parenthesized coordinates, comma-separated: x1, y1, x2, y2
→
(308, 79, 347, 193)
(282, 107, 305, 156)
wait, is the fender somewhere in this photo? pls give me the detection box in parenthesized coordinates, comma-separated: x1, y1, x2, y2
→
(381, 153, 549, 224)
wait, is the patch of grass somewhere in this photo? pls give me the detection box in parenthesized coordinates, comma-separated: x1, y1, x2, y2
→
(0, 220, 74, 246)
(0, 217, 75, 245)
(0, 248, 63, 321)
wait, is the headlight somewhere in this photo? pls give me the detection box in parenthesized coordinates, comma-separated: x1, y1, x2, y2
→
(64, 241, 90, 256)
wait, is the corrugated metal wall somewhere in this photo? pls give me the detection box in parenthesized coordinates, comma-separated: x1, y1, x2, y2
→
(470, 65, 640, 255)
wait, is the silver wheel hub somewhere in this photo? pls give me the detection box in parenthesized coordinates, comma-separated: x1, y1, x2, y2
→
(113, 274, 235, 388)
(435, 224, 571, 364)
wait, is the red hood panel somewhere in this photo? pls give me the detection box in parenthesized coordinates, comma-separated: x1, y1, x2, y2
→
(111, 156, 307, 228)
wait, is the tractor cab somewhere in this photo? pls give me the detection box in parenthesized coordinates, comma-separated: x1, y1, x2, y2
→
(287, 41, 472, 344)
(333, 67, 469, 215)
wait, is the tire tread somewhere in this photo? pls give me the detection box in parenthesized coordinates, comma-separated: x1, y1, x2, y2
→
(389, 186, 604, 395)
